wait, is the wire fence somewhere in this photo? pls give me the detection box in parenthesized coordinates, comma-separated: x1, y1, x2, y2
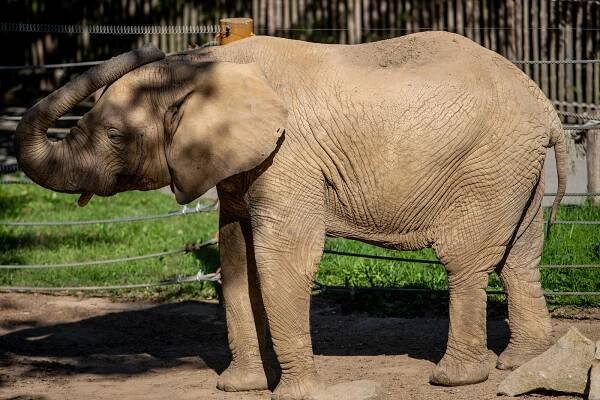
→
(0, 239, 217, 269)
(1, 56, 599, 72)
(0, 22, 598, 297)
(0, 22, 222, 35)
(0, 202, 217, 226)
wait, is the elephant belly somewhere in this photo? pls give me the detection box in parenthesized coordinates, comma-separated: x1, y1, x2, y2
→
(323, 183, 437, 251)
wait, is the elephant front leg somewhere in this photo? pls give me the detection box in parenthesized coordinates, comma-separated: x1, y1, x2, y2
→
(252, 215, 326, 400)
(217, 214, 271, 392)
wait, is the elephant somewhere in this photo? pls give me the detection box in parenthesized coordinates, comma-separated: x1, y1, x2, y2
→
(15, 31, 566, 399)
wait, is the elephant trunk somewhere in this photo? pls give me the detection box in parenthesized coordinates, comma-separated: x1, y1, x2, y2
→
(14, 44, 165, 193)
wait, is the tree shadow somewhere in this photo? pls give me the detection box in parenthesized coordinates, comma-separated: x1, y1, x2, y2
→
(0, 301, 229, 379)
(0, 294, 512, 384)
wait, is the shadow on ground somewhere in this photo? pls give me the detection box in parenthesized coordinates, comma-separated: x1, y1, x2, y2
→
(0, 294, 511, 383)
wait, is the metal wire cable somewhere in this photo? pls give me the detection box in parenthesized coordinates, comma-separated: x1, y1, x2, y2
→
(0, 271, 221, 293)
(0, 115, 82, 121)
(323, 249, 442, 265)
(557, 110, 600, 121)
(0, 239, 217, 269)
(323, 249, 600, 269)
(0, 22, 221, 35)
(0, 60, 103, 70)
(0, 40, 218, 70)
(548, 220, 600, 225)
(0, 203, 217, 226)
(258, 27, 600, 31)
(0, 164, 19, 174)
(552, 100, 599, 111)
(512, 59, 600, 65)
(563, 120, 600, 130)
(0, 179, 33, 184)
(314, 283, 600, 296)
(543, 192, 600, 196)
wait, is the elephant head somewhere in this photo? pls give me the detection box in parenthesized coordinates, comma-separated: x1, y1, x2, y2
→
(15, 45, 287, 206)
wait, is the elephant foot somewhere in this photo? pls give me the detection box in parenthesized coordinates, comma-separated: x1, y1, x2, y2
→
(272, 376, 382, 400)
(217, 363, 271, 392)
(429, 350, 493, 386)
(497, 342, 549, 371)
(272, 373, 325, 400)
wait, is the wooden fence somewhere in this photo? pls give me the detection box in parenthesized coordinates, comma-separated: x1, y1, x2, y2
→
(1, 0, 599, 115)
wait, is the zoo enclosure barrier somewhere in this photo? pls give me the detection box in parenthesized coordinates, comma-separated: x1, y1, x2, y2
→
(0, 19, 599, 296)
(0, 173, 599, 296)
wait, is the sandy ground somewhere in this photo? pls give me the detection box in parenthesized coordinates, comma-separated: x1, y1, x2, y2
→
(1, 293, 599, 400)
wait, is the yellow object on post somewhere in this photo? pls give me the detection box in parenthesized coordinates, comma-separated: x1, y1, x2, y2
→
(218, 18, 254, 45)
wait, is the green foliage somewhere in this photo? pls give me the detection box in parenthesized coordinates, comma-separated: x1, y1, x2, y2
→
(0, 184, 599, 306)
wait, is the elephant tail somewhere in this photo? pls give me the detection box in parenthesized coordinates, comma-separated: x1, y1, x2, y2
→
(546, 126, 567, 237)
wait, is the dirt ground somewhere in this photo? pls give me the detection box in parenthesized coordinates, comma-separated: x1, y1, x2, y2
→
(0, 293, 599, 400)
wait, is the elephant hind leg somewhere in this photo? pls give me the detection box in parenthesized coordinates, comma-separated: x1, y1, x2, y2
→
(429, 246, 504, 386)
(495, 198, 552, 370)
(430, 206, 512, 386)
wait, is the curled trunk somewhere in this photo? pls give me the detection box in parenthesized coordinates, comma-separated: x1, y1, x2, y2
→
(15, 44, 165, 192)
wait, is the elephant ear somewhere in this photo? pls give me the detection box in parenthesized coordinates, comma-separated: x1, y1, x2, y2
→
(165, 62, 287, 204)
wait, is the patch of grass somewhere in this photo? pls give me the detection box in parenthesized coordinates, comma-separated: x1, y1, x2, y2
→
(0, 183, 599, 307)
(0, 183, 219, 301)
(318, 202, 600, 307)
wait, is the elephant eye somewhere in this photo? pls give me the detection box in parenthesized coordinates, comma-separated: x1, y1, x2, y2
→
(107, 128, 126, 144)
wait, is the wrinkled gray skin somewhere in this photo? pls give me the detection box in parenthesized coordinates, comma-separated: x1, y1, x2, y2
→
(15, 32, 567, 399)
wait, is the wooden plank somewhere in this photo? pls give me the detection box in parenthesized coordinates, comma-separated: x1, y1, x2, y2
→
(565, 4, 574, 116)
(532, 0, 540, 84)
(283, 0, 290, 37)
(506, 0, 514, 60)
(473, 0, 480, 44)
(389, 0, 396, 34)
(557, 2, 566, 115)
(465, 0, 473, 39)
(482, 0, 490, 49)
(549, 1, 557, 102)
(290, 0, 298, 27)
(362, 0, 370, 38)
(267, 0, 275, 35)
(515, 0, 522, 64)
(348, 0, 355, 44)
(276, 0, 282, 36)
(585, 4, 600, 108)
(456, 0, 463, 36)
(183, 3, 189, 49)
(421, 0, 429, 32)
(540, 0, 548, 98)
(497, 0, 505, 56)
(447, 0, 455, 34)
(575, 3, 584, 116)
(260, 0, 268, 34)
(412, 0, 419, 33)
(355, 0, 362, 42)
(588, 128, 600, 206)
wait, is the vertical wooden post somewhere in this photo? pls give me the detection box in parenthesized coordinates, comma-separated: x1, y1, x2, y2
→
(588, 130, 600, 206)
(219, 18, 254, 45)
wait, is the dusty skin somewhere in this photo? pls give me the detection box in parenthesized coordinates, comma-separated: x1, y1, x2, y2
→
(1, 293, 599, 400)
(15, 32, 568, 398)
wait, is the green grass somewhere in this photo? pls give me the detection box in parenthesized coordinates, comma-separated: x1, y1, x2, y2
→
(0, 182, 599, 306)
(0, 182, 220, 301)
